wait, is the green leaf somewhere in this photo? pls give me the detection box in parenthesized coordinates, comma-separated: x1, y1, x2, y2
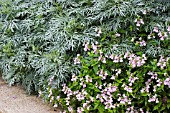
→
(94, 103, 99, 110)
(93, 66, 98, 74)
(167, 103, 170, 109)
(101, 35, 107, 41)
(118, 29, 126, 34)
(94, 88, 100, 92)
(160, 106, 166, 111)
(153, 103, 160, 111)
(98, 105, 104, 113)
(141, 93, 148, 96)
(139, 33, 147, 37)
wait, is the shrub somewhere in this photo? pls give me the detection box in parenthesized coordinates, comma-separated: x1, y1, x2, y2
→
(0, 0, 86, 93)
(44, 23, 170, 113)
(39, 12, 170, 112)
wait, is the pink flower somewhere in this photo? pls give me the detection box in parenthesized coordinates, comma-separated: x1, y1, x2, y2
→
(124, 85, 132, 93)
(92, 43, 98, 53)
(153, 27, 159, 33)
(124, 52, 130, 58)
(164, 32, 168, 37)
(158, 32, 162, 37)
(95, 27, 98, 32)
(135, 19, 144, 26)
(160, 37, 164, 40)
(83, 84, 86, 88)
(153, 86, 157, 92)
(77, 107, 84, 113)
(50, 96, 54, 103)
(147, 34, 152, 39)
(62, 111, 67, 113)
(140, 88, 145, 93)
(140, 108, 144, 113)
(139, 40, 146, 46)
(85, 75, 92, 83)
(164, 77, 170, 88)
(157, 56, 167, 69)
(90, 96, 94, 102)
(110, 54, 114, 59)
(140, 19, 144, 24)
(143, 10, 147, 14)
(148, 94, 158, 103)
(156, 79, 162, 87)
(55, 96, 60, 101)
(110, 75, 115, 80)
(98, 28, 102, 34)
(167, 26, 170, 33)
(136, 21, 140, 26)
(98, 55, 102, 61)
(118, 94, 130, 105)
(95, 28, 102, 36)
(74, 54, 80, 64)
(102, 58, 106, 63)
(111, 86, 117, 92)
(87, 105, 91, 110)
(84, 42, 90, 51)
(83, 103, 87, 108)
(128, 75, 138, 86)
(71, 74, 78, 81)
(146, 85, 150, 93)
(68, 106, 73, 112)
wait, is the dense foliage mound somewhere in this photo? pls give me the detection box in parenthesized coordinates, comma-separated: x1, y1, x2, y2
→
(0, 0, 170, 112)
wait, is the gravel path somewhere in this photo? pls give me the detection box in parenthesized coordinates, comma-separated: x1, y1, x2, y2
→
(0, 78, 60, 113)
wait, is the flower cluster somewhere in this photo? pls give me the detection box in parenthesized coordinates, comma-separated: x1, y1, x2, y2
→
(96, 84, 117, 109)
(128, 73, 138, 86)
(158, 32, 168, 40)
(109, 54, 123, 63)
(126, 106, 139, 113)
(153, 27, 159, 33)
(164, 77, 170, 88)
(85, 75, 92, 83)
(71, 74, 78, 82)
(83, 42, 90, 51)
(152, 26, 170, 40)
(74, 54, 80, 64)
(95, 27, 102, 37)
(118, 94, 131, 105)
(98, 50, 107, 63)
(124, 52, 147, 68)
(122, 84, 133, 93)
(157, 56, 169, 69)
(135, 18, 144, 26)
(136, 37, 146, 46)
(98, 69, 108, 80)
(140, 71, 163, 94)
(148, 94, 159, 103)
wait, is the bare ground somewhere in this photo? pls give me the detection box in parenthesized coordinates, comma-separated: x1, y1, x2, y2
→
(0, 78, 60, 113)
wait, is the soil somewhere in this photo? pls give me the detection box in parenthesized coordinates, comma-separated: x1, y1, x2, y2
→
(0, 78, 60, 113)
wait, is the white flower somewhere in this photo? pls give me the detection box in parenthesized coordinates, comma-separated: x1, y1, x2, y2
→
(53, 104, 58, 107)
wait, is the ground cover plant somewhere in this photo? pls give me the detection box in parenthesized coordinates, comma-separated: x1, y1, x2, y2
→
(0, 0, 170, 112)
(39, 17, 170, 113)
